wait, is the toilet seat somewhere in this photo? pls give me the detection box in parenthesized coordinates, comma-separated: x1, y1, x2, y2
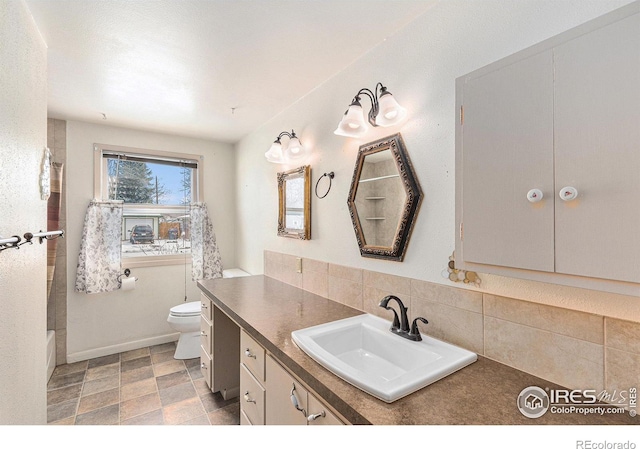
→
(169, 301, 200, 317)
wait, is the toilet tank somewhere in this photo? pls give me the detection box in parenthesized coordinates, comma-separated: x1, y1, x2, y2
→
(222, 268, 250, 278)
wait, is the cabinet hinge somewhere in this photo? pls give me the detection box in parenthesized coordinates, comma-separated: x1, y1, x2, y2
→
(459, 222, 464, 241)
(460, 105, 464, 125)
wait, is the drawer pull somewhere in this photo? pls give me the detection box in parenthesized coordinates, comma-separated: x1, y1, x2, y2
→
(200, 362, 207, 370)
(290, 384, 306, 416)
(201, 303, 208, 309)
(200, 330, 208, 337)
(244, 348, 257, 359)
(307, 411, 326, 422)
(244, 391, 256, 404)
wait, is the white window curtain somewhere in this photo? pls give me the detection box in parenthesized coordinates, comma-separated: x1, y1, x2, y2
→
(190, 202, 223, 281)
(75, 200, 123, 294)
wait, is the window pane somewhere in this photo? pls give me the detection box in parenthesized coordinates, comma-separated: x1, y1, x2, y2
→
(107, 158, 193, 205)
(123, 211, 191, 258)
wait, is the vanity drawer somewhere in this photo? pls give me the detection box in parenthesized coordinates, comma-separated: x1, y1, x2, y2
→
(240, 409, 252, 426)
(241, 330, 265, 382)
(200, 346, 212, 390)
(240, 363, 265, 425)
(200, 315, 212, 355)
(200, 293, 212, 322)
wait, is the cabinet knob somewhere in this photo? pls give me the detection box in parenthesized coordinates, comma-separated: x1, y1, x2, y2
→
(244, 348, 256, 359)
(559, 186, 578, 201)
(307, 411, 326, 422)
(527, 189, 543, 203)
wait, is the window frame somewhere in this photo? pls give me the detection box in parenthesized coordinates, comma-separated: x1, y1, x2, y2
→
(93, 143, 204, 268)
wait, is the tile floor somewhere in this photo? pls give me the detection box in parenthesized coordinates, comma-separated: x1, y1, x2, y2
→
(47, 342, 240, 425)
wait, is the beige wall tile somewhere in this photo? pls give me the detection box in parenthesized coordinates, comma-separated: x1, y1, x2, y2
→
(303, 257, 328, 274)
(303, 269, 328, 298)
(411, 279, 482, 313)
(605, 318, 640, 355)
(363, 270, 411, 296)
(484, 317, 604, 391)
(605, 347, 640, 394)
(328, 263, 362, 283)
(411, 297, 484, 354)
(484, 294, 603, 344)
(328, 276, 363, 311)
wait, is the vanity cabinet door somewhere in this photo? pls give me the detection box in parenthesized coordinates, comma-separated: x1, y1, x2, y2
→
(553, 12, 640, 283)
(265, 355, 308, 425)
(459, 49, 555, 272)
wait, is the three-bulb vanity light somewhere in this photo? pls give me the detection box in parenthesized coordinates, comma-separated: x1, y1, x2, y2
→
(334, 82, 407, 138)
(265, 129, 308, 164)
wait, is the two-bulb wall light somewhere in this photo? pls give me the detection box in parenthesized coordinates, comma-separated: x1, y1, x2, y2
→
(265, 129, 308, 164)
(334, 82, 407, 138)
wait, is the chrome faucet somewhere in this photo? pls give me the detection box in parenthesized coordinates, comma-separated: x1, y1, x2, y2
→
(379, 295, 428, 342)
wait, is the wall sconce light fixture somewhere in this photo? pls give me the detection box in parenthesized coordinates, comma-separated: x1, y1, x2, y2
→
(265, 129, 308, 164)
(334, 82, 407, 138)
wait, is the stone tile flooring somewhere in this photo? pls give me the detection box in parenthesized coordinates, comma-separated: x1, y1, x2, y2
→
(47, 342, 239, 425)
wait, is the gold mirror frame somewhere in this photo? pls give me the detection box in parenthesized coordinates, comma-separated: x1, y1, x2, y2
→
(347, 133, 422, 261)
(278, 165, 311, 240)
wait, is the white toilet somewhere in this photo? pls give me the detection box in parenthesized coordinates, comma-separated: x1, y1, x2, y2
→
(167, 268, 250, 359)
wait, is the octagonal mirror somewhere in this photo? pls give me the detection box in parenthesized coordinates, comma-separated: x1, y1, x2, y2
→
(347, 133, 422, 261)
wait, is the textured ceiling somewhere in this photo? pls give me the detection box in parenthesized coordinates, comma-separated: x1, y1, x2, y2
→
(26, 0, 435, 143)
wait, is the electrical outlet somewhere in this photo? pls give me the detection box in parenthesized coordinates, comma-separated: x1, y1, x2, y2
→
(296, 257, 302, 273)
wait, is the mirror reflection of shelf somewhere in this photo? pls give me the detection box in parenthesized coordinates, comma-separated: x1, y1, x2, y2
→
(358, 174, 399, 183)
(365, 197, 386, 200)
(365, 217, 386, 220)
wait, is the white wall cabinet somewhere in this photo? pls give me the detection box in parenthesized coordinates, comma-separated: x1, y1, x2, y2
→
(239, 330, 344, 425)
(200, 293, 240, 400)
(455, 3, 640, 295)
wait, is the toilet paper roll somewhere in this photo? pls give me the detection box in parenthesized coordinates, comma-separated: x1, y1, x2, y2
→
(121, 277, 136, 291)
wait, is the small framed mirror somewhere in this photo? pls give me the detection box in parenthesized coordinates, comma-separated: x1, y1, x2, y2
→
(278, 165, 311, 239)
(347, 133, 422, 261)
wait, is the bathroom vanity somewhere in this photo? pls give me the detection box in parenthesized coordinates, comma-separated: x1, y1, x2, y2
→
(198, 275, 637, 425)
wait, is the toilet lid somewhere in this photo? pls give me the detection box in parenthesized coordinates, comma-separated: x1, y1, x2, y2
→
(170, 301, 201, 317)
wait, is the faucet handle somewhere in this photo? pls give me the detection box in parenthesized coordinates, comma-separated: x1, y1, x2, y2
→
(409, 317, 429, 341)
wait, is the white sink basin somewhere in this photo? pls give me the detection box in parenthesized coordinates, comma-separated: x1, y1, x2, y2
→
(291, 314, 477, 403)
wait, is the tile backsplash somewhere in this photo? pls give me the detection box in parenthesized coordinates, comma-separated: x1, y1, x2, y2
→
(264, 250, 640, 400)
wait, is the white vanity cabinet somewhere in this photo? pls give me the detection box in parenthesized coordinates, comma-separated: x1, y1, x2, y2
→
(199, 293, 240, 400)
(455, 4, 640, 295)
(239, 330, 344, 425)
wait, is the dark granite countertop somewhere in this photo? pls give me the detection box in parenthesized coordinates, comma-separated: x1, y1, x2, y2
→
(198, 275, 637, 425)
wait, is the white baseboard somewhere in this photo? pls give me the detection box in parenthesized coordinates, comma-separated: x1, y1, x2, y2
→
(66, 333, 179, 363)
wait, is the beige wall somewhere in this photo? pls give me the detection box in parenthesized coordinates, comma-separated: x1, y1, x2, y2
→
(235, 0, 640, 323)
(265, 250, 640, 400)
(65, 120, 236, 361)
(0, 0, 48, 424)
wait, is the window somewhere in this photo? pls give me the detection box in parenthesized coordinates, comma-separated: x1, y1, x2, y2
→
(93, 143, 203, 267)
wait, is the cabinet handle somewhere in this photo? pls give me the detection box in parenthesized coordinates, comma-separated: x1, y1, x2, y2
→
(244, 391, 256, 404)
(244, 348, 256, 359)
(201, 303, 208, 309)
(526, 189, 543, 203)
(200, 362, 207, 370)
(290, 384, 306, 416)
(200, 330, 207, 337)
(559, 186, 578, 201)
(307, 411, 326, 422)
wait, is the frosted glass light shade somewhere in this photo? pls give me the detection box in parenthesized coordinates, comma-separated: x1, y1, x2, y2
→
(334, 104, 368, 137)
(375, 92, 407, 127)
(284, 136, 307, 162)
(265, 141, 284, 163)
